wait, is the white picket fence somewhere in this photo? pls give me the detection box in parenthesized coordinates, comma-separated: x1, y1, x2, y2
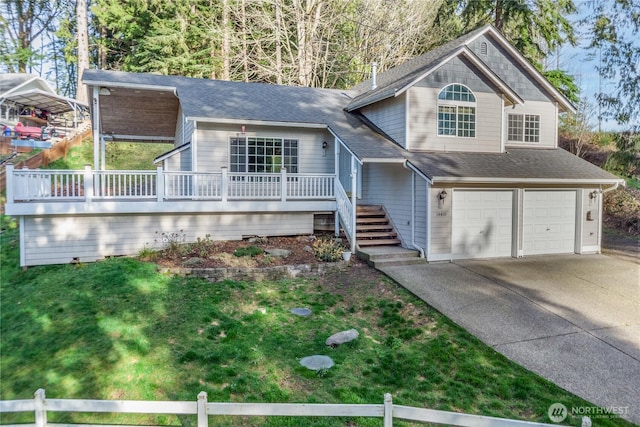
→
(0, 389, 565, 427)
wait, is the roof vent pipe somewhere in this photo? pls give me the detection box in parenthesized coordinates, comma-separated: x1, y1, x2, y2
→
(371, 62, 378, 90)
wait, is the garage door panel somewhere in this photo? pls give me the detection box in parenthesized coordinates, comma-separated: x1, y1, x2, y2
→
(523, 191, 576, 256)
(452, 190, 513, 259)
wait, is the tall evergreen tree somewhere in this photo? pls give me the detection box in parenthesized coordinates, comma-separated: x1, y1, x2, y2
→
(584, 0, 640, 126)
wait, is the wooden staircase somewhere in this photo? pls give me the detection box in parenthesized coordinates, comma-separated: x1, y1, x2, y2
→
(356, 205, 401, 247)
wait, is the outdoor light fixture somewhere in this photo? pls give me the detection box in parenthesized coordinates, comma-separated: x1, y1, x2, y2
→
(438, 189, 447, 209)
(322, 141, 328, 157)
(99, 87, 111, 96)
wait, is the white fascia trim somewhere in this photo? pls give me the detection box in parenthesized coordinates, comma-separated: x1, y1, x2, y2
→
(187, 116, 328, 129)
(405, 161, 434, 185)
(360, 158, 406, 164)
(483, 28, 577, 113)
(6, 200, 338, 216)
(394, 47, 466, 98)
(83, 80, 178, 94)
(393, 47, 523, 106)
(327, 128, 363, 165)
(154, 142, 191, 164)
(432, 177, 625, 185)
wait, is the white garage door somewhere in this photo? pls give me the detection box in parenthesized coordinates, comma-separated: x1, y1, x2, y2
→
(523, 191, 576, 255)
(452, 190, 513, 259)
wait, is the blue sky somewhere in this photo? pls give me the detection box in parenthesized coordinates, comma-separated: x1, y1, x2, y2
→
(556, 1, 637, 131)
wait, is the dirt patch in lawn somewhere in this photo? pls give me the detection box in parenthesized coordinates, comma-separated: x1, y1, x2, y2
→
(147, 233, 355, 270)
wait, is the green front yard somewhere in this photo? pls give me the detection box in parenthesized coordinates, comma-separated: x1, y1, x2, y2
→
(0, 225, 632, 427)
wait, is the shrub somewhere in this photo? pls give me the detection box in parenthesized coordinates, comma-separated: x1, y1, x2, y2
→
(155, 230, 186, 257)
(233, 246, 263, 257)
(313, 237, 344, 262)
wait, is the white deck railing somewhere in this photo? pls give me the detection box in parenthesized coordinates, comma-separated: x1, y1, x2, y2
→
(336, 181, 354, 245)
(6, 165, 335, 203)
(0, 389, 567, 427)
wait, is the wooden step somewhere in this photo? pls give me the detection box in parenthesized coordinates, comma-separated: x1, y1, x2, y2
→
(357, 231, 397, 239)
(356, 205, 383, 213)
(356, 224, 394, 231)
(357, 238, 402, 246)
(356, 217, 390, 224)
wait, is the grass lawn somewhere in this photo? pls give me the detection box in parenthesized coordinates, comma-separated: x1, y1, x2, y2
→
(0, 225, 633, 427)
(44, 138, 172, 170)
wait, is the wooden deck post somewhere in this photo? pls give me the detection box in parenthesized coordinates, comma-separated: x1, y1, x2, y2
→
(197, 391, 208, 427)
(156, 167, 165, 202)
(34, 389, 47, 427)
(383, 393, 393, 427)
(280, 168, 287, 201)
(84, 165, 93, 202)
(221, 167, 228, 202)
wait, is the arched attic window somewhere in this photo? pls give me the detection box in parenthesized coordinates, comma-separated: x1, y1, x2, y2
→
(437, 84, 476, 138)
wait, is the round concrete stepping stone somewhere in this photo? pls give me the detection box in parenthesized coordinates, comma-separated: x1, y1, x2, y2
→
(300, 355, 334, 371)
(326, 329, 359, 347)
(290, 307, 312, 316)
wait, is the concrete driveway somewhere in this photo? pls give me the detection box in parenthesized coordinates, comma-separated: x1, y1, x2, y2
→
(379, 254, 640, 425)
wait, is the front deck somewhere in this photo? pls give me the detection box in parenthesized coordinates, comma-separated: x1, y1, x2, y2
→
(5, 165, 338, 215)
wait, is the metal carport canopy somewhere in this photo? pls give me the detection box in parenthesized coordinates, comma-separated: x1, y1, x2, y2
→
(1, 88, 87, 114)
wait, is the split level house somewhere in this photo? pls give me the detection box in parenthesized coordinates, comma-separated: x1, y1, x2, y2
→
(5, 25, 624, 267)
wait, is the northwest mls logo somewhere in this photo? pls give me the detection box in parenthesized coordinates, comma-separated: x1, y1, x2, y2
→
(548, 403, 568, 423)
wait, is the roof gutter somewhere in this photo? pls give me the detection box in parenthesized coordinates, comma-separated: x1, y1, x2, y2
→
(83, 79, 178, 93)
(187, 116, 327, 129)
(431, 177, 625, 185)
(602, 181, 624, 193)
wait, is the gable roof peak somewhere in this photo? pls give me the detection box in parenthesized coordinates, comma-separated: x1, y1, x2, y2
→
(346, 24, 575, 113)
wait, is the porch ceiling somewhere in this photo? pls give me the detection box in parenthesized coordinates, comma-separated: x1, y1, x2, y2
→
(98, 87, 179, 142)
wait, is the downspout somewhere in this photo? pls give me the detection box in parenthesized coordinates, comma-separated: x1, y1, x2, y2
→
(405, 162, 425, 258)
(602, 182, 621, 193)
(92, 86, 100, 169)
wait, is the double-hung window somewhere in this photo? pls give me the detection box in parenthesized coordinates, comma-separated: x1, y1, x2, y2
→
(230, 137, 299, 173)
(437, 84, 476, 138)
(507, 114, 540, 143)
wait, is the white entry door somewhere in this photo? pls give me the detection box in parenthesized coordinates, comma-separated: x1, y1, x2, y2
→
(523, 190, 576, 255)
(452, 190, 513, 259)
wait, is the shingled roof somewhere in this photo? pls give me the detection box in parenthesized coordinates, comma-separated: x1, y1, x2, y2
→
(346, 24, 574, 113)
(407, 148, 622, 184)
(83, 69, 406, 161)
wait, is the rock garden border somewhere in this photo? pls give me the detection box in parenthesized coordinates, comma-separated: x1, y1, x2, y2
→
(157, 261, 349, 282)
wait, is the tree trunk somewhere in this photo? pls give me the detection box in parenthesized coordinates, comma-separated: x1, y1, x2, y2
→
(221, 0, 231, 80)
(76, 0, 89, 104)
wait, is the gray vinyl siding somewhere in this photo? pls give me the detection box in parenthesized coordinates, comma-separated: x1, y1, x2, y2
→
(468, 34, 553, 102)
(174, 107, 195, 148)
(360, 94, 407, 147)
(195, 123, 334, 174)
(504, 101, 557, 148)
(361, 163, 412, 247)
(22, 213, 313, 266)
(430, 187, 452, 256)
(408, 86, 502, 152)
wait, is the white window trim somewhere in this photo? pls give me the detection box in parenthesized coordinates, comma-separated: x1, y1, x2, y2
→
(229, 136, 299, 173)
(507, 113, 541, 143)
(437, 84, 477, 139)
